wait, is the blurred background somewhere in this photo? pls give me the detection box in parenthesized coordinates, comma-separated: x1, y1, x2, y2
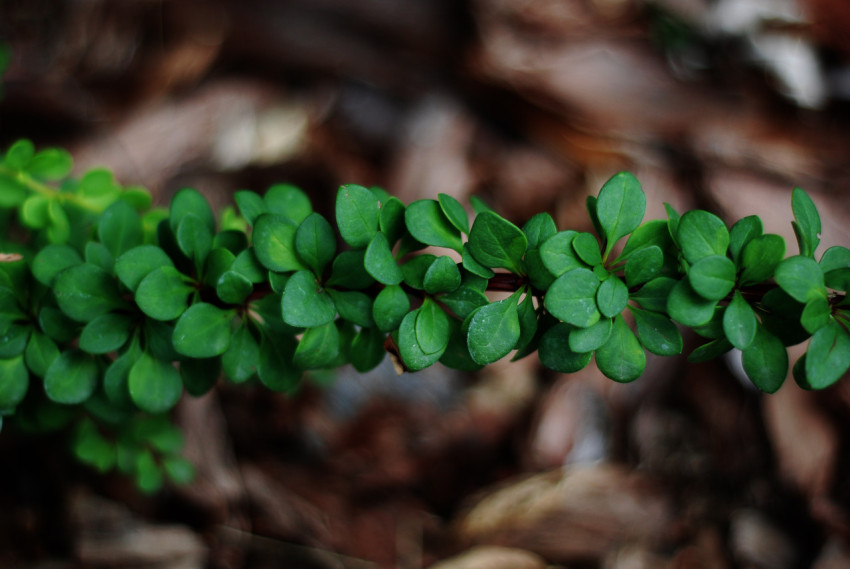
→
(2, 0, 850, 567)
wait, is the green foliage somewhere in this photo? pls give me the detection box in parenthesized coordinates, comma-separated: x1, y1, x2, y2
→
(1, 140, 849, 493)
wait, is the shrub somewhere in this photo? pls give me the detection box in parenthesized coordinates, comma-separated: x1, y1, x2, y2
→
(0, 140, 848, 491)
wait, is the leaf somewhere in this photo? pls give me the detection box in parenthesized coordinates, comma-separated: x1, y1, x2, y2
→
(524, 248, 555, 290)
(21, 195, 50, 228)
(134, 449, 164, 493)
(595, 315, 646, 382)
(805, 319, 850, 389)
(24, 331, 59, 378)
(281, 270, 336, 328)
(44, 350, 98, 404)
(405, 199, 463, 253)
(98, 200, 143, 258)
(222, 324, 259, 383)
(728, 215, 763, 263)
(27, 148, 73, 180)
(596, 172, 646, 258)
(79, 314, 134, 354)
(295, 212, 336, 276)
(365, 232, 403, 285)
(596, 275, 629, 318)
(372, 285, 410, 332)
(617, 219, 673, 263)
(631, 276, 677, 312)
(379, 196, 407, 245)
(163, 456, 196, 486)
(791, 187, 821, 257)
(171, 303, 233, 358)
(423, 256, 461, 295)
(462, 244, 495, 279)
(723, 291, 757, 350)
(231, 248, 266, 284)
(234, 190, 268, 225)
(572, 232, 603, 266)
(568, 317, 612, 353)
(630, 307, 683, 356)
(539, 231, 582, 277)
(438, 193, 470, 234)
(0, 355, 28, 411)
(203, 247, 237, 291)
(667, 278, 717, 326)
(4, 139, 34, 170)
(0, 322, 30, 359)
(73, 418, 116, 472)
(397, 310, 445, 371)
(544, 268, 601, 328)
(760, 288, 809, 347)
(688, 337, 733, 363)
(265, 184, 312, 224)
(467, 295, 521, 365)
(38, 306, 78, 343)
(336, 184, 379, 248)
(522, 213, 557, 248)
(176, 214, 213, 267)
(0, 177, 28, 208)
(820, 246, 850, 273)
(257, 334, 300, 392)
(169, 188, 215, 235)
(469, 195, 493, 214)
(677, 210, 730, 263)
(32, 244, 83, 286)
(113, 245, 173, 292)
(128, 351, 183, 413)
(135, 267, 194, 321)
(625, 246, 663, 287)
(440, 286, 489, 320)
(538, 323, 592, 373)
(85, 242, 114, 273)
(401, 254, 437, 290)
(800, 296, 830, 334)
(742, 325, 788, 393)
(180, 357, 220, 396)
(54, 264, 125, 323)
(468, 211, 527, 273)
(739, 234, 785, 286)
(350, 327, 386, 373)
(440, 319, 484, 371)
(216, 270, 253, 305)
(775, 255, 826, 303)
(414, 298, 451, 356)
(327, 249, 374, 290)
(327, 289, 373, 327)
(253, 214, 307, 273)
(688, 255, 736, 301)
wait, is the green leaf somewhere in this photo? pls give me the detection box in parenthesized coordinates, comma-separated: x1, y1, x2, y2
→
(128, 351, 183, 413)
(38, 306, 78, 343)
(595, 315, 646, 382)
(596, 275, 628, 318)
(775, 255, 826, 303)
(596, 172, 645, 258)
(85, 242, 114, 273)
(805, 319, 850, 389)
(539, 231, 582, 277)
(723, 291, 757, 350)
(44, 350, 98, 404)
(0, 356, 28, 411)
(728, 215, 763, 263)
(103, 349, 137, 407)
(688, 255, 736, 301)
(257, 334, 300, 392)
(423, 256, 461, 295)
(336, 184, 379, 248)
(176, 214, 213, 267)
(115, 245, 175, 292)
(791, 188, 821, 257)
(468, 211, 527, 273)
(350, 327, 386, 373)
(405, 199, 463, 253)
(397, 310, 445, 371)
(4, 139, 34, 170)
(568, 317, 612, 353)
(365, 232, 403, 285)
(79, 314, 134, 354)
(739, 234, 785, 286)
(98, 200, 143, 258)
(760, 288, 809, 347)
(379, 196, 407, 245)
(54, 264, 125, 323)
(467, 295, 521, 365)
(73, 418, 116, 472)
(180, 357, 220, 396)
(134, 449, 164, 493)
(294, 322, 340, 369)
(169, 188, 215, 235)
(24, 332, 59, 378)
(572, 232, 603, 266)
(820, 246, 850, 273)
(231, 248, 266, 284)
(624, 246, 663, 287)
(22, 195, 53, 229)
(667, 278, 717, 326)
(281, 270, 336, 328)
(524, 248, 555, 290)
(234, 190, 268, 225)
(687, 337, 733, 363)
(253, 213, 307, 273)
(414, 299, 451, 355)
(438, 193, 470, 234)
(630, 307, 683, 356)
(202, 247, 236, 289)
(522, 213, 557, 248)
(32, 244, 83, 286)
(742, 326, 788, 393)
(27, 148, 73, 180)
(173, 303, 234, 358)
(513, 291, 538, 356)
(0, 322, 30, 359)
(0, 287, 25, 324)
(327, 249, 374, 290)
(265, 184, 312, 224)
(135, 267, 194, 321)
(440, 286, 489, 320)
(617, 220, 672, 263)
(677, 210, 729, 263)
(295, 212, 336, 276)
(545, 268, 601, 328)
(163, 456, 196, 486)
(800, 296, 830, 334)
(222, 325, 259, 383)
(372, 285, 410, 332)
(327, 289, 373, 327)
(401, 254, 437, 290)
(0, 176, 28, 208)
(538, 323, 592, 373)
(462, 243, 495, 279)
(216, 271, 253, 305)
(47, 203, 71, 243)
